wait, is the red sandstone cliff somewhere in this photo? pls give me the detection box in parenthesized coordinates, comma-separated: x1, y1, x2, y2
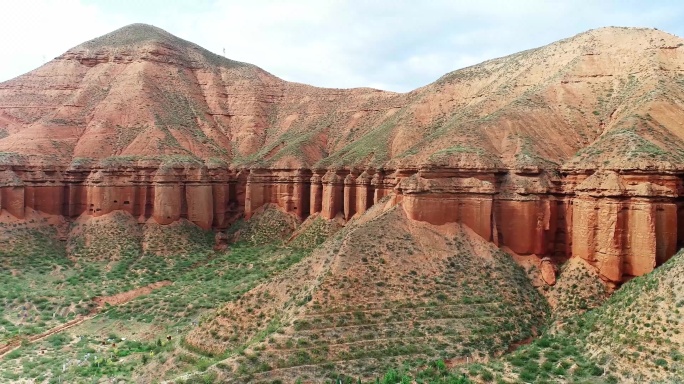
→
(2, 24, 684, 282)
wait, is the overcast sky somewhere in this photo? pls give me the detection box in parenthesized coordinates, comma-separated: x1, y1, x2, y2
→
(1, 0, 683, 92)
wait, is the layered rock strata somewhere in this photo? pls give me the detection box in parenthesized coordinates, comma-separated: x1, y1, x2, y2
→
(568, 171, 678, 282)
(0, 163, 238, 230)
(1, 163, 679, 283)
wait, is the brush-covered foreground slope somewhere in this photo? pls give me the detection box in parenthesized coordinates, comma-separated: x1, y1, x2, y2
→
(0, 209, 218, 344)
(453, 249, 684, 383)
(0, 207, 329, 383)
(0, 204, 329, 347)
(2, 25, 684, 170)
(186, 202, 549, 382)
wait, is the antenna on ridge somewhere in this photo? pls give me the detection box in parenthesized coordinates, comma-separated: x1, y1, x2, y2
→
(222, 48, 225, 57)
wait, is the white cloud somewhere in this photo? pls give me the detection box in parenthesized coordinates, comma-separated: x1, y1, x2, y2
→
(0, 0, 131, 81)
(0, 0, 683, 91)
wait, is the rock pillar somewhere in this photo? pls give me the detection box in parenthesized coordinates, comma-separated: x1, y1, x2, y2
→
(210, 167, 231, 228)
(244, 170, 264, 220)
(322, 170, 343, 219)
(372, 172, 385, 204)
(0, 169, 25, 219)
(570, 171, 678, 282)
(185, 167, 214, 230)
(355, 171, 373, 216)
(310, 171, 324, 216)
(153, 166, 181, 225)
(495, 198, 558, 255)
(343, 173, 357, 220)
(293, 169, 311, 219)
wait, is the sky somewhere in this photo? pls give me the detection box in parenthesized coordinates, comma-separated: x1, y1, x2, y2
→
(1, 0, 684, 92)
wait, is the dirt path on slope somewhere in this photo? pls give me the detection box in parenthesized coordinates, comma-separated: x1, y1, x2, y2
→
(92, 280, 171, 306)
(0, 280, 172, 359)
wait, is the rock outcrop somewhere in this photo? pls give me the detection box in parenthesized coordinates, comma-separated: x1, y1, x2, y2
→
(539, 257, 557, 286)
(569, 171, 678, 281)
(0, 160, 237, 230)
(2, 24, 684, 282)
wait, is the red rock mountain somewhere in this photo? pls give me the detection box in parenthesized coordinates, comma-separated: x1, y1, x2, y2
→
(1, 23, 684, 282)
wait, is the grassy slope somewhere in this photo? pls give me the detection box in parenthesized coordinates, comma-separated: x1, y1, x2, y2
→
(544, 258, 610, 322)
(2, 205, 681, 383)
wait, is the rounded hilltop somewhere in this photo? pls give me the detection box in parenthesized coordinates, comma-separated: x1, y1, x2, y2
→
(73, 22, 252, 69)
(77, 23, 192, 49)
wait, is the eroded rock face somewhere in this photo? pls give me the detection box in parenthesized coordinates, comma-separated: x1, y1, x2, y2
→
(0, 158, 680, 283)
(0, 162, 236, 230)
(391, 168, 680, 283)
(397, 171, 496, 240)
(570, 171, 678, 281)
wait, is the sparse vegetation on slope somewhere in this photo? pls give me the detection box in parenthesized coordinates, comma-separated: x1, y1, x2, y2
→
(287, 214, 343, 250)
(0, 208, 317, 383)
(454, 248, 684, 383)
(68, 211, 143, 261)
(545, 258, 610, 321)
(227, 204, 301, 246)
(187, 204, 549, 383)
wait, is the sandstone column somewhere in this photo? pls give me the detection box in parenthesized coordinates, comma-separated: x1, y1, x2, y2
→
(655, 202, 677, 266)
(355, 171, 372, 216)
(343, 173, 357, 220)
(293, 169, 311, 220)
(310, 171, 324, 216)
(85, 169, 137, 217)
(495, 198, 556, 255)
(244, 169, 264, 219)
(0, 169, 25, 219)
(277, 174, 294, 213)
(63, 168, 88, 218)
(572, 197, 625, 282)
(210, 167, 231, 229)
(371, 172, 384, 203)
(24, 169, 65, 215)
(153, 166, 181, 225)
(322, 170, 343, 219)
(185, 167, 214, 230)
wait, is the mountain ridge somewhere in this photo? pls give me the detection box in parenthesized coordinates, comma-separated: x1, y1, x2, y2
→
(1, 24, 683, 171)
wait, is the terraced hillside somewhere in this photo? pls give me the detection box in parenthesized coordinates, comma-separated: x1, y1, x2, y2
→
(186, 203, 549, 382)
